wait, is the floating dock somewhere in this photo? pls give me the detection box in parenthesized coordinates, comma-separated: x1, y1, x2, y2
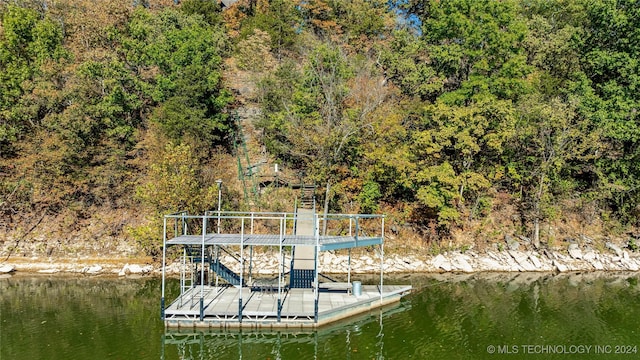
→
(160, 209, 412, 328)
(161, 301, 410, 359)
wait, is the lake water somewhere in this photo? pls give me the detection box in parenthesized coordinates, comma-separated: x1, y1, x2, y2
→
(2, 272, 640, 359)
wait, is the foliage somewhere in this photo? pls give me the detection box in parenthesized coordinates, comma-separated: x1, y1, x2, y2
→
(122, 8, 232, 151)
(1, 3, 234, 256)
(235, 28, 275, 71)
(0, 5, 67, 156)
(132, 142, 219, 256)
(3, 0, 640, 255)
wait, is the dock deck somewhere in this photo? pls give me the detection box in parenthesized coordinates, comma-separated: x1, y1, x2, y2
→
(164, 284, 411, 329)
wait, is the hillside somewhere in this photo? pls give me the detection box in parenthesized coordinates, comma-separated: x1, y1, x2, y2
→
(1, 0, 640, 263)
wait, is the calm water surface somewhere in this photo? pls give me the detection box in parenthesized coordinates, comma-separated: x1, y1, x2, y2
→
(2, 272, 640, 359)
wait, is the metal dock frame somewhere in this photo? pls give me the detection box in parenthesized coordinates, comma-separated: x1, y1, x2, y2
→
(160, 211, 402, 327)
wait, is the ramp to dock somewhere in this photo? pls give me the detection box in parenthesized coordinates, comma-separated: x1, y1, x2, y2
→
(291, 208, 315, 288)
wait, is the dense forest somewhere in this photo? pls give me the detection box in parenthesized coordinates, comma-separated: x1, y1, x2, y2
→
(1, 0, 639, 258)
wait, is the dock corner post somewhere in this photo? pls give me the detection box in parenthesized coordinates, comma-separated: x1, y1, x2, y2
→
(161, 215, 167, 320)
(277, 299, 282, 322)
(380, 216, 385, 302)
(199, 297, 204, 321)
(314, 298, 319, 323)
(238, 298, 243, 324)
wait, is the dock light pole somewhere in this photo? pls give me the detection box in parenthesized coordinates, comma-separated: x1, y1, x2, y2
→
(216, 179, 223, 234)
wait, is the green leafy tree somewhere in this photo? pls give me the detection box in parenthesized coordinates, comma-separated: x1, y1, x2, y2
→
(180, 0, 223, 26)
(258, 43, 388, 222)
(122, 8, 232, 152)
(0, 5, 66, 156)
(577, 0, 640, 222)
(239, 0, 301, 54)
(133, 142, 219, 256)
(508, 92, 599, 246)
(383, 0, 531, 102)
(381, 0, 531, 231)
(411, 97, 516, 227)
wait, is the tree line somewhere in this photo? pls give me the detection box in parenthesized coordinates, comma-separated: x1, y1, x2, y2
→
(1, 0, 638, 254)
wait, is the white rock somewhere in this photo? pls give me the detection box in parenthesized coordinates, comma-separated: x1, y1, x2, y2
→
(123, 264, 153, 275)
(432, 254, 452, 271)
(509, 251, 536, 271)
(606, 242, 623, 257)
(451, 254, 474, 272)
(568, 244, 583, 259)
(591, 260, 605, 270)
(479, 257, 505, 271)
(528, 254, 542, 269)
(553, 260, 568, 272)
(82, 265, 102, 274)
(0, 264, 15, 273)
(38, 268, 60, 274)
(621, 258, 639, 271)
(583, 250, 597, 261)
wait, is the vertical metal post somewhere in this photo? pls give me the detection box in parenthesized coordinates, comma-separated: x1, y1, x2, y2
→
(278, 216, 283, 321)
(182, 212, 187, 235)
(214, 245, 219, 289)
(249, 213, 254, 284)
(380, 216, 385, 302)
(216, 180, 222, 234)
(248, 245, 254, 285)
(314, 213, 319, 323)
(200, 216, 206, 321)
(348, 215, 352, 294)
(161, 216, 167, 320)
(355, 215, 359, 246)
(238, 217, 244, 323)
(347, 248, 351, 293)
(180, 247, 186, 307)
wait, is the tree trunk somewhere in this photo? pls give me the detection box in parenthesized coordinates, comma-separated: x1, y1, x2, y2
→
(533, 173, 545, 249)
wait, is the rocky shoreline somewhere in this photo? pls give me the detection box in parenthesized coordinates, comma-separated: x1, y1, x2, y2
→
(2, 241, 640, 276)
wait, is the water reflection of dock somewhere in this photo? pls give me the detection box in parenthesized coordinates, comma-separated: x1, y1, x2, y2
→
(160, 302, 410, 360)
(160, 210, 412, 328)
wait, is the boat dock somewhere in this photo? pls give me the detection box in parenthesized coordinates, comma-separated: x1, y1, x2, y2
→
(160, 209, 412, 328)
